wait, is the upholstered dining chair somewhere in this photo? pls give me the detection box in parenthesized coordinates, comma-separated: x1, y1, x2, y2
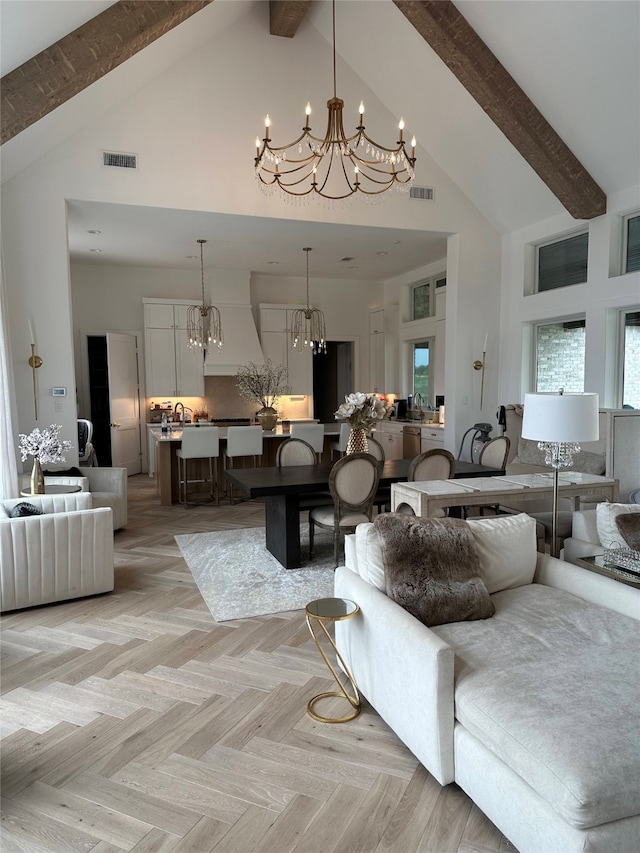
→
(276, 438, 334, 511)
(363, 435, 390, 512)
(408, 448, 456, 481)
(176, 426, 220, 505)
(365, 435, 385, 461)
(309, 453, 379, 567)
(478, 435, 510, 470)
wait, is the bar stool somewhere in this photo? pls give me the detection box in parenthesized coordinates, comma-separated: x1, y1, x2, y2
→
(224, 425, 263, 503)
(291, 423, 325, 462)
(175, 427, 220, 505)
(330, 422, 351, 460)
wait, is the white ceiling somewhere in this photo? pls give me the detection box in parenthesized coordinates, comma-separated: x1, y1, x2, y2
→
(2, 0, 638, 279)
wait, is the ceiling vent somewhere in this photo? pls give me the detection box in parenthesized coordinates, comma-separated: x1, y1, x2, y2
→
(102, 151, 138, 169)
(409, 185, 435, 201)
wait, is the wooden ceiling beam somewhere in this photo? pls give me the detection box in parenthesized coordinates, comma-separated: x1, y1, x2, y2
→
(269, 1, 313, 38)
(1, 0, 212, 145)
(393, 0, 606, 219)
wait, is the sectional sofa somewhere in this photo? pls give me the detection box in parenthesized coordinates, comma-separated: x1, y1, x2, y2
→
(334, 513, 640, 852)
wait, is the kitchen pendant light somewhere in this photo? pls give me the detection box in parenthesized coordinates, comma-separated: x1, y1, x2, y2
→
(291, 247, 326, 355)
(186, 239, 223, 354)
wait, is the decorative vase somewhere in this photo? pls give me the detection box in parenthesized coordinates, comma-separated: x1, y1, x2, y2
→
(346, 428, 369, 455)
(30, 457, 45, 494)
(257, 406, 278, 431)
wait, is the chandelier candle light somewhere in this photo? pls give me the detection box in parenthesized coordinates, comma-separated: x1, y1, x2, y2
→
(291, 247, 327, 355)
(187, 239, 223, 354)
(254, 0, 416, 200)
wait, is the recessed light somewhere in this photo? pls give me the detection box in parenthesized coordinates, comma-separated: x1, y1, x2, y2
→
(87, 229, 102, 235)
(89, 248, 103, 253)
(186, 255, 197, 260)
(340, 256, 354, 262)
(267, 261, 279, 265)
(376, 251, 388, 256)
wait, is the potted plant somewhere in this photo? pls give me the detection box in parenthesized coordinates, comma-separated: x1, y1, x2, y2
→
(335, 392, 390, 453)
(235, 360, 291, 430)
(18, 424, 73, 494)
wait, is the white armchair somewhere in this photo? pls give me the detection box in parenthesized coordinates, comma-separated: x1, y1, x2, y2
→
(0, 493, 114, 612)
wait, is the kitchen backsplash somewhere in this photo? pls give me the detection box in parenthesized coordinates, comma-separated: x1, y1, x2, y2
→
(146, 376, 312, 422)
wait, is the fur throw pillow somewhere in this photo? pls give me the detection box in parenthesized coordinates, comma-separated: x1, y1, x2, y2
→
(374, 513, 495, 627)
(10, 502, 44, 518)
(615, 513, 640, 551)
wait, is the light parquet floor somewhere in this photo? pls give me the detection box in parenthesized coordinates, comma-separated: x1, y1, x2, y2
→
(1, 474, 515, 853)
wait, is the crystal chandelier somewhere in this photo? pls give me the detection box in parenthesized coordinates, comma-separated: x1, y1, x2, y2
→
(187, 239, 223, 354)
(254, 0, 416, 201)
(291, 248, 326, 355)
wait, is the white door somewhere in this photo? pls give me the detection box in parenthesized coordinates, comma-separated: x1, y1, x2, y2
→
(106, 332, 142, 474)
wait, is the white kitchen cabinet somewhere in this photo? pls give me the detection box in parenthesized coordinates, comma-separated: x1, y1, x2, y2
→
(144, 299, 204, 397)
(259, 305, 312, 395)
(370, 309, 385, 394)
(421, 425, 445, 453)
(375, 421, 404, 460)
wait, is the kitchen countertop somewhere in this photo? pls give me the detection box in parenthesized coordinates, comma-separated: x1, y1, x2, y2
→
(149, 423, 341, 441)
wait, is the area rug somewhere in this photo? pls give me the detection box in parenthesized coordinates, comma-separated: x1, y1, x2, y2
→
(175, 526, 336, 622)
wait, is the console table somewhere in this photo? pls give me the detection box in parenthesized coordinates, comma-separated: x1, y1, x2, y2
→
(391, 472, 619, 517)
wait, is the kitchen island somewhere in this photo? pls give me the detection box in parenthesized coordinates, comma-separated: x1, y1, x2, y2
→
(151, 423, 341, 505)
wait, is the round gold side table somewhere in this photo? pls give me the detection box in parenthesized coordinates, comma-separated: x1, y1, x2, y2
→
(305, 597, 361, 723)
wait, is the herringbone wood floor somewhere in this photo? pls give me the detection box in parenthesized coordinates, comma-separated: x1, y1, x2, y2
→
(1, 475, 515, 853)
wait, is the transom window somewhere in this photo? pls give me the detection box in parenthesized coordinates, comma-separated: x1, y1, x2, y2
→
(411, 274, 445, 321)
(623, 213, 640, 274)
(536, 232, 588, 292)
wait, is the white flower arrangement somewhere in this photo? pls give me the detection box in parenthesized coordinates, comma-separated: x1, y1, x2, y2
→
(18, 424, 72, 464)
(235, 359, 291, 409)
(335, 392, 390, 430)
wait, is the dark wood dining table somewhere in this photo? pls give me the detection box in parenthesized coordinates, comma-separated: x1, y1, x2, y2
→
(225, 458, 505, 569)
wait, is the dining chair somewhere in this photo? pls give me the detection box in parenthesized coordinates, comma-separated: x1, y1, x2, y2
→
(365, 435, 385, 460)
(408, 448, 456, 481)
(224, 425, 263, 503)
(309, 453, 379, 567)
(330, 422, 351, 460)
(276, 438, 335, 510)
(291, 423, 325, 462)
(363, 435, 390, 512)
(478, 436, 510, 470)
(176, 426, 220, 505)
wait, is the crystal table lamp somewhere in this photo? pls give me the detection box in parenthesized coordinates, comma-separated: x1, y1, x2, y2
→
(522, 391, 599, 557)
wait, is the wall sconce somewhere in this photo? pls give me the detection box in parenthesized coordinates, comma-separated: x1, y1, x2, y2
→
(473, 334, 488, 409)
(28, 321, 43, 420)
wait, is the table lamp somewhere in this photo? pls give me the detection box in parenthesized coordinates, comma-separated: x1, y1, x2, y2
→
(522, 391, 599, 557)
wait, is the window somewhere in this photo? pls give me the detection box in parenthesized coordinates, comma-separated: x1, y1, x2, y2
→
(620, 309, 640, 408)
(413, 342, 430, 399)
(534, 319, 585, 392)
(536, 232, 588, 292)
(412, 282, 431, 320)
(623, 214, 640, 274)
(411, 273, 445, 320)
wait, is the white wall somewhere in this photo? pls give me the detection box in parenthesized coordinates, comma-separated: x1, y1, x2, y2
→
(2, 7, 501, 464)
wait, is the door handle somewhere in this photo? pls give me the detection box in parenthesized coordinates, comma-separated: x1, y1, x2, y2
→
(111, 422, 120, 428)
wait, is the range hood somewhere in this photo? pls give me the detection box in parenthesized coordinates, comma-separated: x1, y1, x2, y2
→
(203, 303, 265, 375)
(201, 269, 264, 375)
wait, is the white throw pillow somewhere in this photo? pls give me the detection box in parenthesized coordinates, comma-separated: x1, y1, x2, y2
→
(466, 513, 537, 594)
(355, 523, 386, 591)
(595, 503, 640, 549)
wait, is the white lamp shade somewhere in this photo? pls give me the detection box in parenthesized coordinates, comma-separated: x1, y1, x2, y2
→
(522, 392, 599, 444)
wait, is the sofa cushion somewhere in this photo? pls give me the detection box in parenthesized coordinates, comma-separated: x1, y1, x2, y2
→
(374, 514, 495, 627)
(616, 513, 640, 550)
(354, 523, 386, 591)
(9, 502, 44, 518)
(596, 502, 640, 548)
(432, 584, 640, 828)
(42, 466, 83, 477)
(466, 513, 537, 594)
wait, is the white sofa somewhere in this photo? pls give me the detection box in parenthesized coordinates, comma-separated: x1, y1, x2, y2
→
(334, 514, 640, 853)
(19, 466, 128, 530)
(564, 503, 640, 567)
(0, 493, 114, 612)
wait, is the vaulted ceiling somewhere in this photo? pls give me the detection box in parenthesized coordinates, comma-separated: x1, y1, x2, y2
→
(1, 0, 638, 274)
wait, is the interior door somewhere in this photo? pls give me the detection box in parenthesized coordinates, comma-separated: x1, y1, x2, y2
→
(106, 332, 142, 474)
